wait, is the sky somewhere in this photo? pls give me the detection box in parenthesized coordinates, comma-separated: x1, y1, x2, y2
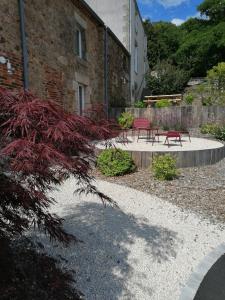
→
(137, 0, 204, 25)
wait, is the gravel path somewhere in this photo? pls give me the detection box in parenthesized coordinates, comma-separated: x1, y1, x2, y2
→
(93, 157, 225, 223)
(37, 178, 225, 300)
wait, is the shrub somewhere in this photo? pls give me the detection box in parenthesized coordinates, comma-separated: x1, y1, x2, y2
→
(173, 123, 188, 131)
(0, 88, 117, 242)
(207, 62, 225, 94)
(162, 124, 170, 131)
(118, 112, 134, 129)
(146, 60, 190, 95)
(202, 96, 213, 106)
(152, 154, 178, 180)
(134, 100, 147, 108)
(97, 148, 136, 176)
(0, 88, 117, 300)
(185, 93, 194, 105)
(200, 123, 220, 135)
(155, 99, 172, 108)
(214, 126, 225, 141)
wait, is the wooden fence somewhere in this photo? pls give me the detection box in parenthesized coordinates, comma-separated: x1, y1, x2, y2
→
(110, 106, 225, 129)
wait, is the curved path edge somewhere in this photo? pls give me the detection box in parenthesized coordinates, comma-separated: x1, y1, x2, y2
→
(179, 243, 225, 300)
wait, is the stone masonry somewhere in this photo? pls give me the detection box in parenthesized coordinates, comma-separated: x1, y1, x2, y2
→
(0, 0, 130, 113)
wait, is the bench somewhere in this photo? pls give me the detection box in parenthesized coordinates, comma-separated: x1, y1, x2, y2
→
(144, 94, 182, 107)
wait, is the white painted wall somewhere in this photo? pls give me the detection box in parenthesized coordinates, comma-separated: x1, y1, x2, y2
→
(85, 0, 148, 103)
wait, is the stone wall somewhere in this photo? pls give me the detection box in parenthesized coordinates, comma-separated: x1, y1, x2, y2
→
(0, 0, 23, 89)
(0, 0, 130, 112)
(108, 30, 130, 108)
(24, 0, 105, 112)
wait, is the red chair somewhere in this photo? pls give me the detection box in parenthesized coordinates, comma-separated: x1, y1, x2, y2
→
(164, 131, 182, 147)
(132, 118, 151, 142)
(179, 130, 191, 142)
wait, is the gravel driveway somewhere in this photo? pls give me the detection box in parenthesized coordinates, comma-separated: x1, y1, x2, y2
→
(39, 179, 225, 300)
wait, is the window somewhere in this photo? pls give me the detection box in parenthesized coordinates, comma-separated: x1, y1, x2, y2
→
(134, 45, 138, 74)
(75, 25, 86, 60)
(78, 84, 85, 115)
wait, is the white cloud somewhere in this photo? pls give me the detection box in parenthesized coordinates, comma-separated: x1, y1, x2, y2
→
(139, 0, 189, 8)
(171, 18, 185, 25)
(171, 12, 201, 26)
(158, 0, 188, 8)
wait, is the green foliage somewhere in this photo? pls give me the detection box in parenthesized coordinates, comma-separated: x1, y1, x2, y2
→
(146, 61, 190, 94)
(172, 123, 188, 131)
(200, 123, 225, 140)
(152, 154, 178, 181)
(155, 99, 172, 108)
(162, 124, 170, 131)
(207, 62, 225, 92)
(144, 0, 225, 78)
(191, 83, 213, 105)
(185, 93, 194, 105)
(134, 100, 147, 108)
(143, 20, 183, 69)
(97, 148, 136, 177)
(118, 112, 134, 129)
(213, 126, 225, 141)
(198, 0, 225, 22)
(174, 22, 225, 76)
(200, 123, 220, 134)
(202, 96, 213, 106)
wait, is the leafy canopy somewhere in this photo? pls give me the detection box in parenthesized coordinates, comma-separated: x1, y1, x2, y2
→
(198, 0, 225, 22)
(146, 60, 190, 94)
(144, 0, 225, 77)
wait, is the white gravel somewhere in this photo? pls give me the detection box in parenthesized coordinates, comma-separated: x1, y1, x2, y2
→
(38, 179, 225, 300)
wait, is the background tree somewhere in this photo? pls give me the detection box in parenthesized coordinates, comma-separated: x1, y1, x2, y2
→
(146, 60, 190, 94)
(144, 0, 225, 78)
(175, 20, 225, 76)
(144, 20, 182, 69)
(198, 0, 225, 22)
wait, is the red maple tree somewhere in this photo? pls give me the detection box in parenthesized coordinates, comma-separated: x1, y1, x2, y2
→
(0, 87, 117, 243)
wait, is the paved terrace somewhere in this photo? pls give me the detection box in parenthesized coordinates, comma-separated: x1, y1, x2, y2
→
(97, 137, 224, 152)
(96, 137, 225, 168)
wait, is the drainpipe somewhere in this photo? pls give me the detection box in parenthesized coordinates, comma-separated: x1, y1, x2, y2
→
(129, 0, 132, 104)
(104, 27, 109, 119)
(18, 0, 29, 89)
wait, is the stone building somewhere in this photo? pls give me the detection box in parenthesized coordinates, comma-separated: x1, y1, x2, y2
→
(0, 0, 130, 113)
(84, 0, 149, 103)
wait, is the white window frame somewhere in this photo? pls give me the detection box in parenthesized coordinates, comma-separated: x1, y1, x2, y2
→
(78, 84, 85, 115)
(75, 24, 86, 60)
(77, 29, 82, 58)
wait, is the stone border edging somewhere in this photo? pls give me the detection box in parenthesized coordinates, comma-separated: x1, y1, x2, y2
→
(179, 243, 225, 300)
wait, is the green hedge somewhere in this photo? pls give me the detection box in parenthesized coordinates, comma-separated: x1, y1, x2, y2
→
(155, 99, 172, 108)
(97, 148, 136, 177)
(152, 154, 178, 180)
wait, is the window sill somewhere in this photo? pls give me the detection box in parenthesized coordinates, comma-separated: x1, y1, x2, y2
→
(76, 55, 88, 67)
